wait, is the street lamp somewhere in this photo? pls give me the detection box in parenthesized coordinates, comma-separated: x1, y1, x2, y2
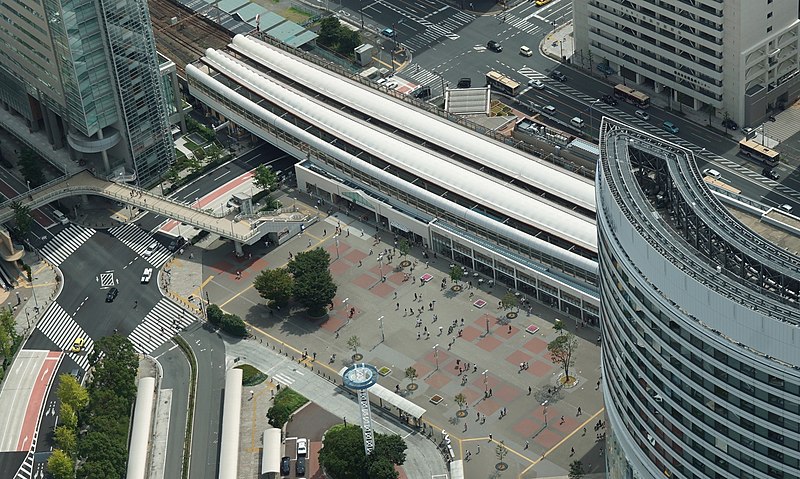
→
(483, 369, 489, 391)
(378, 315, 385, 343)
(485, 316, 490, 334)
(542, 400, 549, 426)
(588, 98, 600, 137)
(334, 235, 340, 260)
(433, 344, 440, 371)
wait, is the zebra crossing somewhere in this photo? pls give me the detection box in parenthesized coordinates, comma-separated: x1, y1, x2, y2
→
(127, 298, 195, 354)
(383, 6, 473, 53)
(272, 367, 304, 387)
(108, 223, 172, 267)
(39, 224, 96, 267)
(35, 303, 93, 371)
(502, 13, 542, 35)
(13, 430, 37, 479)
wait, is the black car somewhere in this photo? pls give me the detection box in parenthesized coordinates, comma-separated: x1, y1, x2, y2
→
(601, 94, 618, 106)
(280, 456, 291, 476)
(550, 70, 567, 82)
(487, 40, 502, 52)
(412, 86, 431, 99)
(721, 118, 738, 130)
(762, 168, 780, 180)
(105, 287, 119, 303)
(295, 456, 306, 476)
(457, 77, 472, 88)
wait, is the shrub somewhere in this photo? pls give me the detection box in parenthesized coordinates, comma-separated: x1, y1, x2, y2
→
(267, 388, 308, 427)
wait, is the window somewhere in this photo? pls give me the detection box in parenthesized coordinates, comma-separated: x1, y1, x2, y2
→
(767, 12, 773, 18)
(767, 26, 773, 33)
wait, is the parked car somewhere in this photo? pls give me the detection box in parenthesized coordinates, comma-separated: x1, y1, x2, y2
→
(381, 28, 395, 38)
(601, 94, 618, 106)
(597, 63, 615, 75)
(742, 127, 755, 135)
(280, 457, 291, 476)
(550, 70, 567, 82)
(702, 168, 721, 179)
(722, 118, 738, 130)
(457, 78, 472, 88)
(662, 121, 679, 134)
(762, 168, 780, 180)
(105, 287, 119, 303)
(487, 40, 502, 52)
(412, 86, 431, 99)
(519, 45, 533, 57)
(634, 110, 650, 120)
(297, 438, 308, 456)
(528, 79, 545, 90)
(295, 456, 306, 476)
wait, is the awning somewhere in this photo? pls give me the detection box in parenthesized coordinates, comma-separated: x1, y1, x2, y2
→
(449, 460, 464, 479)
(339, 368, 426, 419)
(390, 220, 410, 232)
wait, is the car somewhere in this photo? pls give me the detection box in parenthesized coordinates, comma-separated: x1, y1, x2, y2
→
(385, 81, 398, 89)
(381, 28, 395, 38)
(550, 70, 567, 82)
(570, 117, 585, 128)
(722, 118, 738, 130)
(762, 168, 780, 180)
(597, 63, 616, 75)
(634, 110, 650, 120)
(412, 86, 431, 99)
(742, 127, 755, 136)
(601, 94, 618, 106)
(141, 267, 153, 284)
(662, 121, 679, 134)
(70, 338, 85, 353)
(702, 168, 721, 179)
(519, 45, 533, 57)
(296, 438, 308, 456)
(542, 105, 557, 115)
(779, 204, 793, 214)
(535, 0, 552, 5)
(143, 242, 158, 257)
(106, 287, 119, 303)
(295, 456, 306, 476)
(487, 40, 502, 52)
(528, 79, 545, 90)
(457, 78, 472, 88)
(280, 456, 291, 476)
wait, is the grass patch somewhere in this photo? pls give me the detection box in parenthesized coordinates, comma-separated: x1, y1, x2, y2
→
(175, 336, 198, 479)
(283, 6, 312, 23)
(267, 388, 309, 428)
(183, 139, 200, 151)
(236, 363, 268, 386)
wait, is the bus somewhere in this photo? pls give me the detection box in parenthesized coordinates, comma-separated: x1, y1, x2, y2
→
(703, 176, 741, 196)
(613, 84, 650, 109)
(738, 138, 780, 167)
(486, 71, 521, 96)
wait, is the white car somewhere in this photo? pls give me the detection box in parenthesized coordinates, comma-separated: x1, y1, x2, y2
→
(779, 204, 793, 214)
(702, 168, 721, 180)
(143, 242, 158, 257)
(528, 79, 545, 90)
(141, 268, 153, 284)
(519, 45, 533, 57)
(542, 105, 557, 116)
(296, 438, 308, 456)
(634, 110, 650, 120)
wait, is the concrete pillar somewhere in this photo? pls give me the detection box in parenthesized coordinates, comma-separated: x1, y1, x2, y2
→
(234, 241, 243, 256)
(98, 129, 111, 173)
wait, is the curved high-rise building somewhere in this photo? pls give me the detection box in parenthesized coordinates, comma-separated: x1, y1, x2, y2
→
(596, 118, 800, 479)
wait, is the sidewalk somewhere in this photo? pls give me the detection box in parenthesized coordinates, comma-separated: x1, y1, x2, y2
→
(3, 253, 61, 339)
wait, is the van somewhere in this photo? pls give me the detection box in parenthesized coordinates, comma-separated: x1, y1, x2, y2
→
(570, 117, 585, 128)
(542, 105, 557, 116)
(52, 209, 68, 225)
(702, 168, 721, 180)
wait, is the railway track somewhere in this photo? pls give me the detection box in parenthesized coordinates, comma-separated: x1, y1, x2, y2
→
(148, 0, 232, 74)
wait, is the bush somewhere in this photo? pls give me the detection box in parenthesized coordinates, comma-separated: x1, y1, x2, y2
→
(221, 313, 247, 337)
(206, 304, 224, 326)
(236, 364, 268, 386)
(267, 388, 308, 427)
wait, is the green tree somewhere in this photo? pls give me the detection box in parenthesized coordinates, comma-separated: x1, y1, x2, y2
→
(501, 291, 518, 311)
(220, 312, 248, 337)
(206, 304, 225, 326)
(0, 309, 18, 359)
(253, 165, 278, 191)
(288, 248, 337, 316)
(77, 459, 119, 479)
(47, 449, 75, 479)
(10, 201, 33, 234)
(54, 425, 77, 456)
(60, 403, 78, 430)
(449, 265, 463, 284)
(266, 388, 308, 428)
(338, 28, 362, 55)
(553, 318, 565, 334)
(547, 332, 579, 382)
(366, 457, 398, 479)
(57, 374, 89, 411)
(372, 433, 407, 466)
(18, 148, 45, 187)
(88, 335, 138, 407)
(398, 239, 410, 258)
(347, 335, 361, 355)
(404, 366, 417, 386)
(317, 17, 341, 47)
(253, 268, 294, 307)
(454, 392, 467, 411)
(569, 460, 586, 479)
(318, 424, 407, 479)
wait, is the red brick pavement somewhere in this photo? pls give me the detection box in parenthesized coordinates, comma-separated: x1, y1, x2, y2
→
(523, 337, 548, 354)
(425, 371, 451, 389)
(475, 335, 501, 352)
(525, 360, 553, 377)
(370, 282, 394, 297)
(344, 249, 368, 263)
(460, 325, 483, 341)
(475, 397, 500, 416)
(533, 428, 562, 449)
(513, 417, 542, 437)
(329, 260, 350, 276)
(352, 273, 376, 289)
(505, 350, 533, 367)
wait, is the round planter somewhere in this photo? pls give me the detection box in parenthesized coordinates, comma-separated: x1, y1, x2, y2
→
(407, 383, 419, 391)
(352, 353, 364, 361)
(506, 311, 518, 319)
(451, 285, 463, 292)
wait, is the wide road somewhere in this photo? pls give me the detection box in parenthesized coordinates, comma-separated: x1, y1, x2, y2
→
(153, 340, 193, 479)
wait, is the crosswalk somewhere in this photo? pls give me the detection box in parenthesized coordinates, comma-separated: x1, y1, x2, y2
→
(128, 299, 195, 354)
(272, 367, 304, 387)
(35, 303, 94, 371)
(390, 8, 473, 53)
(39, 224, 96, 267)
(109, 224, 172, 267)
(501, 13, 542, 35)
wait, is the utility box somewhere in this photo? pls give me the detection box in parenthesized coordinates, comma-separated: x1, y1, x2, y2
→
(354, 44, 374, 66)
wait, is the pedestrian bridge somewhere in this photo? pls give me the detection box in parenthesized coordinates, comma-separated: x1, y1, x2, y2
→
(0, 170, 314, 248)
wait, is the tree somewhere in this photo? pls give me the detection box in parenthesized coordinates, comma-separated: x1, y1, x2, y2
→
(371, 433, 407, 466)
(347, 335, 361, 355)
(500, 291, 518, 311)
(496, 441, 508, 463)
(547, 332, 579, 382)
(54, 425, 77, 456)
(206, 304, 224, 326)
(18, 148, 45, 187)
(569, 460, 585, 479)
(318, 17, 341, 47)
(318, 424, 406, 479)
(47, 449, 75, 479)
(553, 318, 565, 334)
(288, 248, 337, 316)
(253, 165, 278, 191)
(10, 201, 33, 234)
(59, 403, 78, 430)
(0, 309, 18, 360)
(366, 457, 398, 479)
(57, 374, 89, 411)
(404, 366, 417, 386)
(88, 335, 138, 407)
(398, 239, 410, 258)
(253, 268, 294, 307)
(454, 392, 467, 411)
(449, 265, 463, 284)
(220, 312, 248, 337)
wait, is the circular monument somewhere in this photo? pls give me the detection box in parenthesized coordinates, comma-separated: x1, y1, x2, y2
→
(342, 363, 379, 390)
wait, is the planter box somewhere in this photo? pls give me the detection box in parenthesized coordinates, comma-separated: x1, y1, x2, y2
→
(430, 394, 444, 405)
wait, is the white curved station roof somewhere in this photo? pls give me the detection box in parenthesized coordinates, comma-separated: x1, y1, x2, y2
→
(229, 34, 596, 213)
(192, 48, 598, 252)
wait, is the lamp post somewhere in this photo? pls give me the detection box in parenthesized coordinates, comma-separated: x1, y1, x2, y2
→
(483, 369, 489, 395)
(433, 344, 440, 371)
(542, 400, 549, 426)
(31, 276, 39, 308)
(485, 316, 490, 335)
(334, 235, 340, 260)
(588, 98, 600, 138)
(378, 315, 385, 343)
(433, 71, 446, 97)
(359, 1, 364, 29)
